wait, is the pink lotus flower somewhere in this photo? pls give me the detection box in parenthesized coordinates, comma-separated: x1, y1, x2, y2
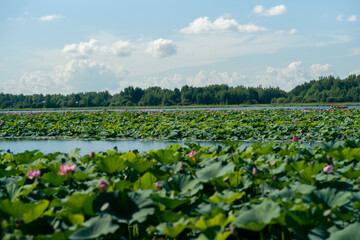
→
(292, 136, 299, 142)
(188, 150, 198, 158)
(58, 163, 76, 175)
(98, 180, 108, 192)
(27, 169, 41, 179)
(155, 181, 162, 190)
(323, 165, 333, 173)
(252, 167, 257, 176)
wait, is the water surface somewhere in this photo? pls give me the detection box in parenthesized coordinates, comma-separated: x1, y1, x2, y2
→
(0, 139, 251, 155)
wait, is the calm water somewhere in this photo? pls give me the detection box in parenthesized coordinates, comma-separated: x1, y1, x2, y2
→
(0, 139, 255, 155)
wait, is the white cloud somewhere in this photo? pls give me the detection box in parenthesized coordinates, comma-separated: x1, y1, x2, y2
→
(349, 70, 360, 75)
(253, 4, 287, 16)
(63, 39, 98, 57)
(180, 17, 266, 34)
(257, 61, 307, 91)
(288, 29, 298, 35)
(350, 48, 360, 56)
(276, 29, 297, 35)
(347, 15, 357, 22)
(63, 39, 134, 58)
(103, 41, 134, 57)
(187, 71, 248, 87)
(39, 14, 63, 21)
(134, 71, 248, 90)
(337, 14, 357, 22)
(2, 59, 128, 94)
(309, 64, 332, 78)
(146, 38, 177, 58)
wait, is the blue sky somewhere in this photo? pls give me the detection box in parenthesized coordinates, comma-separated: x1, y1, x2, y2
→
(0, 0, 359, 94)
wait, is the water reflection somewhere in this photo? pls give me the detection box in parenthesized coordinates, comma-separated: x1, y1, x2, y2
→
(0, 139, 251, 155)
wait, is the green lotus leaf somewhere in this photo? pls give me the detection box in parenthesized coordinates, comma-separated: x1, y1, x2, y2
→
(95, 155, 126, 174)
(194, 212, 235, 231)
(69, 215, 119, 240)
(114, 180, 133, 191)
(208, 190, 245, 204)
(327, 222, 360, 240)
(328, 147, 360, 162)
(64, 193, 96, 216)
(156, 217, 191, 238)
(233, 199, 281, 231)
(165, 174, 202, 196)
(148, 148, 182, 164)
(13, 150, 45, 164)
(41, 172, 67, 186)
(196, 161, 235, 182)
(303, 188, 351, 209)
(0, 199, 49, 224)
(151, 191, 190, 210)
(133, 172, 157, 190)
(270, 183, 316, 199)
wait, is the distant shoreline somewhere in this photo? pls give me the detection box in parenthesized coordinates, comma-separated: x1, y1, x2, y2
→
(1, 102, 359, 111)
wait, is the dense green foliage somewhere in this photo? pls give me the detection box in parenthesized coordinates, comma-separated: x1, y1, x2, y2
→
(1, 108, 360, 142)
(1, 74, 359, 109)
(0, 85, 286, 109)
(285, 74, 360, 104)
(1, 141, 360, 239)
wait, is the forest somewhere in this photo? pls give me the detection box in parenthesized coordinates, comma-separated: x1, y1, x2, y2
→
(0, 74, 359, 109)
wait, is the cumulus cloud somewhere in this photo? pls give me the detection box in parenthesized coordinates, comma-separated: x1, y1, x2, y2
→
(62, 39, 133, 58)
(255, 62, 333, 91)
(309, 64, 332, 78)
(102, 41, 134, 57)
(136, 71, 248, 89)
(2, 59, 128, 94)
(180, 17, 266, 34)
(63, 39, 98, 57)
(146, 38, 177, 58)
(39, 14, 63, 21)
(185, 71, 247, 87)
(337, 14, 357, 22)
(258, 61, 307, 91)
(253, 4, 287, 16)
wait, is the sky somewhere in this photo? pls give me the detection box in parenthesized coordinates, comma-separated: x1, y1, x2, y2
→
(0, 0, 359, 94)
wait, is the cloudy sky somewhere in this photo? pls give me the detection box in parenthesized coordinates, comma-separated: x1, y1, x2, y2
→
(0, 0, 359, 94)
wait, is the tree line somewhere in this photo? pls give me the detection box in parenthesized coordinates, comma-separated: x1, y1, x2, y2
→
(0, 74, 359, 109)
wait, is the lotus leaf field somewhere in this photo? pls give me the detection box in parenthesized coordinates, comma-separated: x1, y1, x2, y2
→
(1, 108, 360, 239)
(0, 108, 359, 141)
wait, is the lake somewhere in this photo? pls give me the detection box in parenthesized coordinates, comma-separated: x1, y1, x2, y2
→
(0, 139, 253, 155)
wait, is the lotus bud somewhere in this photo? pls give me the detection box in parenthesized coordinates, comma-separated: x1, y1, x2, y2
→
(252, 167, 257, 176)
(90, 152, 95, 158)
(230, 225, 235, 235)
(292, 136, 299, 142)
(188, 150, 197, 158)
(98, 180, 108, 192)
(155, 181, 162, 190)
(323, 165, 333, 173)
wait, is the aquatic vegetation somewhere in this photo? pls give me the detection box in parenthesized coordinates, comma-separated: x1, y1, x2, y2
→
(0, 108, 359, 142)
(0, 140, 359, 239)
